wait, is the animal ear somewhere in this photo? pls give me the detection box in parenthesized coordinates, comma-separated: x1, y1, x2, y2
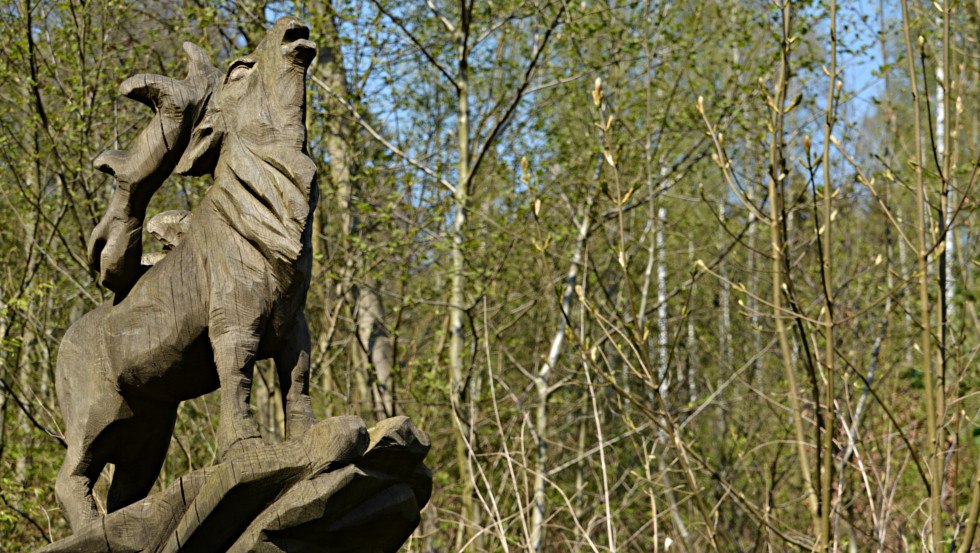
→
(175, 112, 223, 176)
(174, 43, 223, 177)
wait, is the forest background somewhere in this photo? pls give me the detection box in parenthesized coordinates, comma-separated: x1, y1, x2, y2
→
(1, 0, 978, 551)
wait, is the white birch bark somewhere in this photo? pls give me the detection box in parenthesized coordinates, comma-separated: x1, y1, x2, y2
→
(531, 189, 595, 551)
(936, 35, 955, 324)
(656, 200, 668, 399)
(718, 203, 731, 389)
(449, 9, 477, 547)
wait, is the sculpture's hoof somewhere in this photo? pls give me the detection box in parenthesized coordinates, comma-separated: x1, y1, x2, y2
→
(284, 412, 316, 440)
(219, 435, 266, 462)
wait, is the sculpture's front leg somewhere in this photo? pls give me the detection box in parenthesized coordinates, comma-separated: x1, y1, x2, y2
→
(87, 200, 144, 294)
(206, 240, 267, 459)
(275, 315, 316, 439)
(89, 43, 220, 295)
(211, 328, 264, 460)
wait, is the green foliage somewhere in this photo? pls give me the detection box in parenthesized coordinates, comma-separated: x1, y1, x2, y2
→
(2, 0, 980, 551)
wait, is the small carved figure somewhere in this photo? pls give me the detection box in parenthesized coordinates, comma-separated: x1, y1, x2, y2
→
(55, 17, 320, 530)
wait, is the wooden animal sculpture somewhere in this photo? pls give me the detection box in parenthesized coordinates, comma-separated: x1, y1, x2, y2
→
(55, 17, 319, 531)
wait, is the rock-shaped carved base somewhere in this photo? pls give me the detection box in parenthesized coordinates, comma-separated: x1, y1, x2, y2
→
(38, 416, 431, 553)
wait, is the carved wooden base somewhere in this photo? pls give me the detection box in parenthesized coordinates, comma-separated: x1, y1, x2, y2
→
(39, 416, 431, 553)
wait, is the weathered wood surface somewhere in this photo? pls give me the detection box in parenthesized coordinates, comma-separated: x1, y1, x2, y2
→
(38, 416, 431, 553)
(49, 16, 433, 551)
(55, 16, 322, 530)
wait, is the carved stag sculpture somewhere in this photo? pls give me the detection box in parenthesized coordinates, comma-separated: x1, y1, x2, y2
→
(56, 17, 319, 530)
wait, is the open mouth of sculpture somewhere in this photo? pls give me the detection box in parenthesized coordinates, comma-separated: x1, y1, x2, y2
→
(282, 22, 316, 65)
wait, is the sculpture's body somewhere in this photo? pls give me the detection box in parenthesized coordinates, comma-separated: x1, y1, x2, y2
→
(52, 21, 430, 551)
(56, 18, 321, 530)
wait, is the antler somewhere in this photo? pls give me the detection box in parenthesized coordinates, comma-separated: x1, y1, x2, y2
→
(88, 43, 220, 295)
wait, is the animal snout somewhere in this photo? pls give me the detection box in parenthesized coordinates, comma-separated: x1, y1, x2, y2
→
(281, 20, 309, 43)
(280, 19, 316, 66)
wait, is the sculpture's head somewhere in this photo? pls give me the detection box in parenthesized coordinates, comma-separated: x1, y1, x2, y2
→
(93, 17, 316, 185)
(89, 17, 317, 294)
(175, 16, 317, 176)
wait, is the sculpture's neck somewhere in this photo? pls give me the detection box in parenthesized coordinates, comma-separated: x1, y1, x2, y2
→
(207, 133, 316, 266)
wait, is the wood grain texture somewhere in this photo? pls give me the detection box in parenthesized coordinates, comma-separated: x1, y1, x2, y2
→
(54, 16, 321, 530)
(47, 16, 429, 551)
(37, 416, 431, 553)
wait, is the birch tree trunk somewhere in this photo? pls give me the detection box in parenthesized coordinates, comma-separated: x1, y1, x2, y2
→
(656, 200, 668, 400)
(313, 2, 395, 422)
(531, 185, 595, 551)
(717, 202, 731, 393)
(450, 6, 476, 547)
(900, 1, 943, 546)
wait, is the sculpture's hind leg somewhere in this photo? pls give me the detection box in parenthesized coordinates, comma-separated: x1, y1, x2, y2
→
(275, 314, 315, 439)
(54, 309, 109, 530)
(107, 406, 178, 513)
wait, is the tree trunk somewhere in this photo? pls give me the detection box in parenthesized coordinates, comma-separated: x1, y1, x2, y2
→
(531, 187, 595, 551)
(314, 3, 395, 422)
(450, 7, 477, 548)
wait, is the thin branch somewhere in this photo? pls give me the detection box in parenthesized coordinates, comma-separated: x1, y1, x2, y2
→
(311, 74, 457, 195)
(371, 0, 460, 90)
(463, 5, 565, 193)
